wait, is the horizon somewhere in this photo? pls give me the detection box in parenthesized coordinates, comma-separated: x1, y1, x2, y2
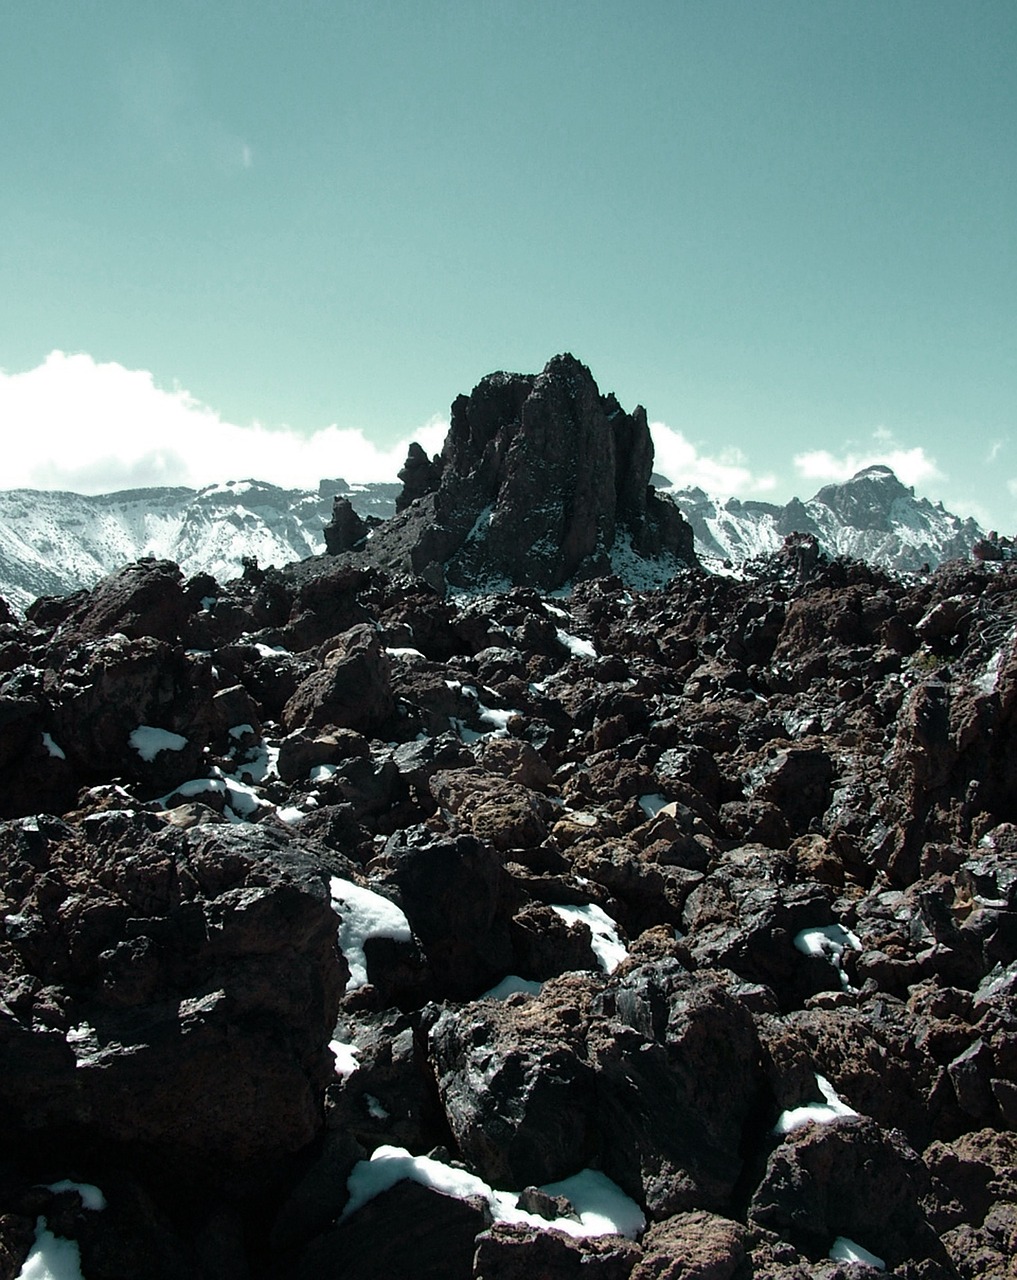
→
(1, 3, 1014, 530)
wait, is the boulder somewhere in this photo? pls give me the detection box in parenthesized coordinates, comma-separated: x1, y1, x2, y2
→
(282, 624, 395, 735)
(0, 817, 344, 1195)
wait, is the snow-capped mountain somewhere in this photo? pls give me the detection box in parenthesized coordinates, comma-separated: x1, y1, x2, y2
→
(0, 465, 984, 612)
(663, 465, 983, 573)
(0, 478, 399, 612)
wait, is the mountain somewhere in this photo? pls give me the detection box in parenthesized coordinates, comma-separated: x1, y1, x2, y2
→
(0, 477, 400, 611)
(666, 464, 983, 573)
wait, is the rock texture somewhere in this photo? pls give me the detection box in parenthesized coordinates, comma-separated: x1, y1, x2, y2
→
(0, 385, 1014, 1279)
(348, 354, 699, 590)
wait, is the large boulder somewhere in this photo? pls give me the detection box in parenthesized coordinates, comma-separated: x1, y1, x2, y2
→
(0, 816, 344, 1196)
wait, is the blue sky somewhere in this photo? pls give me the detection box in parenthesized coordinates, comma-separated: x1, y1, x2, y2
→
(1, 1, 1014, 528)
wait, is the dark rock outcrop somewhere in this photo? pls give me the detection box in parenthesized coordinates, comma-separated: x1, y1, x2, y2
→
(353, 355, 698, 590)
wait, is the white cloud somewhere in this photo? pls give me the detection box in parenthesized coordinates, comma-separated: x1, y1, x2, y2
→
(793, 436, 942, 489)
(649, 421, 776, 496)
(0, 351, 446, 495)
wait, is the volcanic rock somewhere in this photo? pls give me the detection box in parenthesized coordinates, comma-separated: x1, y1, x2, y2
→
(351, 354, 698, 590)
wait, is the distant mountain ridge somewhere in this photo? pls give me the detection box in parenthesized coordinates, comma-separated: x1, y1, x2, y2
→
(664, 464, 983, 574)
(0, 463, 984, 611)
(0, 478, 399, 611)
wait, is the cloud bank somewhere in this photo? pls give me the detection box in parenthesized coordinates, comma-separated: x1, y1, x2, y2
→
(793, 434, 942, 490)
(0, 351, 447, 495)
(649, 422, 777, 497)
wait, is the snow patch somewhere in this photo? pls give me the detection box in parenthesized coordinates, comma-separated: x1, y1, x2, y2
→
(774, 1073, 859, 1134)
(341, 1145, 644, 1240)
(329, 877, 413, 991)
(794, 924, 862, 989)
(556, 629, 597, 660)
(41, 732, 66, 760)
(829, 1236, 885, 1270)
(329, 1039, 361, 1079)
(481, 975, 543, 1000)
(15, 1181, 106, 1280)
(550, 903, 628, 973)
(637, 793, 669, 820)
(128, 725, 188, 762)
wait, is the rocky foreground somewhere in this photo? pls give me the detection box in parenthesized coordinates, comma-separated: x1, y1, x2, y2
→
(1, 356, 1015, 1280)
(0, 536, 1014, 1279)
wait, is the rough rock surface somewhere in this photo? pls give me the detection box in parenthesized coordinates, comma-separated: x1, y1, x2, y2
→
(0, 384, 1015, 1278)
(343, 354, 699, 590)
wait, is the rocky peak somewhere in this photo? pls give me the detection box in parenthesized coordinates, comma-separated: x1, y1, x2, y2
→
(365, 354, 697, 590)
(810, 465, 914, 532)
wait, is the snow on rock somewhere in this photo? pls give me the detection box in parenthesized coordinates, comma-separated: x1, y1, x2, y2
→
(794, 924, 863, 989)
(329, 877, 413, 991)
(481, 975, 543, 1000)
(829, 1236, 886, 1270)
(15, 1182, 106, 1280)
(774, 1073, 859, 1134)
(329, 1039, 361, 1080)
(341, 1145, 645, 1240)
(128, 725, 188, 762)
(41, 733, 66, 760)
(556, 630, 598, 660)
(550, 903, 628, 973)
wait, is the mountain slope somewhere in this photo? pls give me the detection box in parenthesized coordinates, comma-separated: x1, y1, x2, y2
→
(665, 465, 982, 573)
(0, 479, 399, 611)
(0, 464, 984, 612)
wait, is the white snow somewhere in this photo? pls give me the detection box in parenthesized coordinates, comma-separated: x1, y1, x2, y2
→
(794, 924, 862, 989)
(550, 903, 628, 973)
(249, 641, 290, 659)
(310, 763, 338, 782)
(15, 1182, 106, 1280)
(637, 793, 669, 820)
(975, 627, 1015, 695)
(385, 647, 426, 660)
(329, 876, 413, 991)
(228, 723, 255, 740)
(556, 629, 598, 660)
(44, 1182, 106, 1212)
(365, 1094, 389, 1119)
(341, 1145, 645, 1240)
(478, 704, 518, 734)
(275, 805, 307, 824)
(329, 1039, 361, 1079)
(829, 1236, 885, 1270)
(774, 1073, 859, 1134)
(16, 1220, 86, 1280)
(481, 975, 543, 1000)
(41, 733, 66, 760)
(128, 725, 188, 762)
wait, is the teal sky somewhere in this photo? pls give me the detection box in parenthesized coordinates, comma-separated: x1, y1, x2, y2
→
(1, 1, 1015, 528)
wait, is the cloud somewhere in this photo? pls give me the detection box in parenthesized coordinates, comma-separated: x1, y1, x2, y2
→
(649, 422, 776, 496)
(793, 435, 942, 489)
(0, 351, 447, 495)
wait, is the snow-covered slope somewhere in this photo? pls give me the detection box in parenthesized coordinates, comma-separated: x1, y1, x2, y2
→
(0, 465, 984, 612)
(665, 466, 982, 574)
(0, 479, 399, 611)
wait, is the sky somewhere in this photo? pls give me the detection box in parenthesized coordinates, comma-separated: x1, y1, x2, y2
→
(1, 1, 1014, 529)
